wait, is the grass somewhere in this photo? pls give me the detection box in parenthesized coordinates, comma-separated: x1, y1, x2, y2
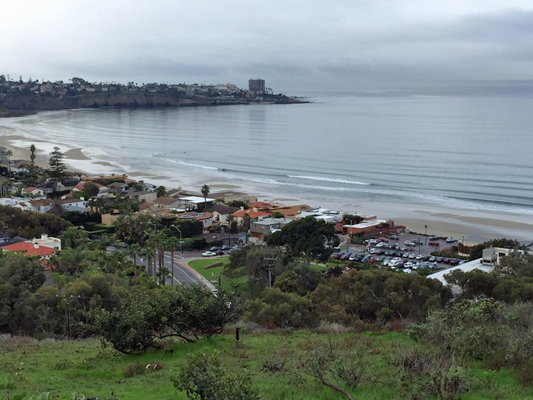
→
(0, 331, 532, 400)
(188, 257, 247, 292)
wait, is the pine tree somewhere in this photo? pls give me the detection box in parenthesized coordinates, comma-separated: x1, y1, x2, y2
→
(48, 147, 67, 180)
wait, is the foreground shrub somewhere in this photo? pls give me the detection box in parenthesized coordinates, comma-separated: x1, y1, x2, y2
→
(173, 351, 260, 400)
(89, 285, 238, 354)
(392, 348, 472, 400)
(408, 299, 533, 369)
(124, 362, 146, 378)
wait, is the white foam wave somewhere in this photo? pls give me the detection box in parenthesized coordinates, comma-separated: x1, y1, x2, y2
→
(165, 159, 220, 171)
(288, 175, 370, 186)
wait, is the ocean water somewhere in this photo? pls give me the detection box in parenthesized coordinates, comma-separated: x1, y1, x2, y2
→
(3, 92, 533, 215)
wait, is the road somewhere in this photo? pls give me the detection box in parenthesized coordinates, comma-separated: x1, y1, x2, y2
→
(107, 246, 215, 290)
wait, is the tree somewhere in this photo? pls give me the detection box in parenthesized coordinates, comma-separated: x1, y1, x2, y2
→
(5, 149, 12, 178)
(266, 217, 339, 265)
(173, 351, 260, 400)
(59, 226, 88, 249)
(48, 147, 67, 180)
(156, 185, 166, 197)
(30, 144, 36, 172)
(201, 184, 210, 211)
(271, 211, 284, 219)
(83, 181, 100, 197)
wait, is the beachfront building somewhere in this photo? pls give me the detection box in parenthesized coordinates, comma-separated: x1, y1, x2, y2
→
(296, 208, 343, 223)
(250, 218, 291, 242)
(153, 196, 182, 209)
(175, 196, 215, 211)
(268, 204, 312, 220)
(342, 215, 396, 236)
(209, 191, 257, 205)
(249, 79, 265, 94)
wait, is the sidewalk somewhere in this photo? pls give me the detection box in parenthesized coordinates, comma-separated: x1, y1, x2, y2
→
(175, 257, 216, 291)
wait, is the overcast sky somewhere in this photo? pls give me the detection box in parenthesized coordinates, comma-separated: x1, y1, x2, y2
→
(2, 0, 533, 91)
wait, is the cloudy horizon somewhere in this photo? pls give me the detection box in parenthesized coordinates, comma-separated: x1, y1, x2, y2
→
(3, 0, 533, 91)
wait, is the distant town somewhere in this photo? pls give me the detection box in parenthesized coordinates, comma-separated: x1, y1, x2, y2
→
(0, 75, 306, 117)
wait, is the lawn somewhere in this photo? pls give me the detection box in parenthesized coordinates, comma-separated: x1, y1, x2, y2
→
(188, 257, 247, 292)
(0, 331, 531, 400)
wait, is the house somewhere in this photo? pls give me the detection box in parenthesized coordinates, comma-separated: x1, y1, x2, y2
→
(29, 199, 54, 213)
(297, 208, 343, 223)
(124, 190, 158, 203)
(2, 241, 58, 269)
(101, 212, 121, 226)
(175, 196, 215, 211)
(209, 191, 257, 205)
(250, 218, 291, 242)
(57, 178, 81, 192)
(61, 199, 87, 213)
(175, 212, 214, 233)
(268, 204, 311, 220)
(31, 234, 61, 251)
(231, 207, 271, 224)
(24, 186, 44, 196)
(37, 182, 55, 195)
(107, 181, 128, 194)
(153, 196, 182, 209)
(207, 204, 239, 225)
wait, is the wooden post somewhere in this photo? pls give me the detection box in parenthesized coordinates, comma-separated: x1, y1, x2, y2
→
(235, 327, 240, 348)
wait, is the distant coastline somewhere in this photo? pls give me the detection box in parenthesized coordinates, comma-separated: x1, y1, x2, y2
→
(0, 76, 307, 118)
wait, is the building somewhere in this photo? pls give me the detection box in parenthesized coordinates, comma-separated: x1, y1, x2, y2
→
(175, 196, 215, 211)
(249, 79, 265, 93)
(458, 234, 491, 256)
(297, 208, 343, 224)
(231, 207, 271, 224)
(31, 234, 62, 251)
(250, 218, 291, 242)
(209, 191, 256, 204)
(61, 199, 87, 213)
(342, 216, 396, 236)
(153, 196, 182, 209)
(207, 204, 239, 225)
(24, 187, 44, 196)
(124, 190, 158, 203)
(2, 241, 58, 269)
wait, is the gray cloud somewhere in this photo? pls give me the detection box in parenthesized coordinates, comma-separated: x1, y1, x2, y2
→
(2, 1, 533, 91)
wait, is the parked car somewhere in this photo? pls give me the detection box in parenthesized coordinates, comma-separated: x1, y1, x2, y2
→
(333, 253, 342, 260)
(429, 235, 439, 241)
(221, 245, 231, 250)
(429, 256, 436, 262)
(210, 246, 221, 251)
(428, 242, 440, 247)
(216, 250, 225, 256)
(449, 258, 460, 266)
(404, 241, 416, 247)
(202, 251, 216, 257)
(389, 234, 400, 240)
(412, 238, 423, 245)
(436, 257, 443, 263)
(443, 258, 451, 264)
(445, 237, 455, 243)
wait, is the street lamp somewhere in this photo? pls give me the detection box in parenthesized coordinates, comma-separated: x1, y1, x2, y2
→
(172, 225, 183, 254)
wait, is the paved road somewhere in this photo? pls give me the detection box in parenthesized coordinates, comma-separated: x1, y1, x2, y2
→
(107, 246, 215, 289)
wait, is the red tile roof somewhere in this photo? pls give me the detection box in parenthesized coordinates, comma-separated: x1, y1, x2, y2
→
(232, 209, 271, 218)
(2, 242, 57, 257)
(25, 186, 38, 192)
(248, 202, 273, 210)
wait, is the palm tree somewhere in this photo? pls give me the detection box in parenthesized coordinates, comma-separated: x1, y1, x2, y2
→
(157, 265, 171, 286)
(30, 144, 36, 173)
(128, 243, 141, 266)
(201, 184, 210, 211)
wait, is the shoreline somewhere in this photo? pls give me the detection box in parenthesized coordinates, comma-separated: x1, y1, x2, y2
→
(1, 112, 532, 242)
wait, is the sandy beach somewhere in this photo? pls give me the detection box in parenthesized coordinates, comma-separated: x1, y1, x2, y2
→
(1, 118, 532, 242)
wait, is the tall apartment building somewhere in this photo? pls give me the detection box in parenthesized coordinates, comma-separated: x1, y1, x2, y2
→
(249, 79, 265, 93)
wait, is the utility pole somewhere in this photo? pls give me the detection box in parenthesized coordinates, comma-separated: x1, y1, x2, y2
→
(264, 256, 277, 288)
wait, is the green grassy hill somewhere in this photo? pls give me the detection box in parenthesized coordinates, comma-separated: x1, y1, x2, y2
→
(1, 331, 531, 400)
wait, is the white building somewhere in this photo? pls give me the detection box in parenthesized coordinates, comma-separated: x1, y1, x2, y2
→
(32, 234, 62, 251)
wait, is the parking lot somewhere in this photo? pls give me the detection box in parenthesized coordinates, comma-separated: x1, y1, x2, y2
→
(337, 232, 464, 272)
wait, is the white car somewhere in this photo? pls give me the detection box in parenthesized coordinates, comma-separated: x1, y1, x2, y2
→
(446, 237, 455, 243)
(202, 251, 216, 257)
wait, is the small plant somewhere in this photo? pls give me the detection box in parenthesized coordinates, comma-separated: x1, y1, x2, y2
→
(124, 362, 146, 377)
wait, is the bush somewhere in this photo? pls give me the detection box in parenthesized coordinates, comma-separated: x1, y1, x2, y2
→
(124, 362, 146, 378)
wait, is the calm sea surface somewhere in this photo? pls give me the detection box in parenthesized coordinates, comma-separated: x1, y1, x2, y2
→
(5, 92, 533, 214)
